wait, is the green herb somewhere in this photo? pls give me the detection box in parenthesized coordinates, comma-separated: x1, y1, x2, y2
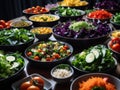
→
(0, 28, 34, 45)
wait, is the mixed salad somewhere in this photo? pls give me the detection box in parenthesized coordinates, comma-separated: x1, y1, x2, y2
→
(71, 45, 115, 72)
(53, 21, 112, 39)
(26, 41, 72, 62)
(0, 51, 24, 79)
(0, 28, 34, 45)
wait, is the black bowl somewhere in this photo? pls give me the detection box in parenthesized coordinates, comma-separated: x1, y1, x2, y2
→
(0, 56, 25, 88)
(24, 40, 73, 68)
(55, 10, 85, 22)
(70, 73, 120, 90)
(29, 14, 60, 27)
(69, 55, 117, 74)
(110, 20, 120, 29)
(0, 38, 35, 52)
(53, 32, 110, 53)
(58, 1, 89, 10)
(10, 20, 33, 30)
(51, 64, 74, 83)
(30, 27, 52, 41)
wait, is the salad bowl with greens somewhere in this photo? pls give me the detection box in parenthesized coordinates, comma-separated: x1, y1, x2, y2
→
(0, 28, 35, 52)
(69, 45, 117, 73)
(55, 6, 85, 22)
(0, 50, 25, 86)
(25, 40, 73, 68)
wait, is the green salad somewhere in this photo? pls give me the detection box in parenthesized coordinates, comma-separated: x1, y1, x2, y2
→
(0, 50, 24, 79)
(72, 45, 115, 72)
(0, 28, 34, 45)
(112, 13, 120, 24)
(57, 6, 82, 16)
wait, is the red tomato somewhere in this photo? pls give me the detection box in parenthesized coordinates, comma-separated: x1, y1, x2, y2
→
(20, 81, 32, 90)
(27, 85, 40, 90)
(27, 52, 32, 56)
(0, 25, 3, 29)
(34, 56, 40, 60)
(31, 76, 44, 89)
(111, 43, 120, 52)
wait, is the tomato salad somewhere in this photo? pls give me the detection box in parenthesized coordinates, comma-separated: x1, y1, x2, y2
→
(26, 41, 72, 62)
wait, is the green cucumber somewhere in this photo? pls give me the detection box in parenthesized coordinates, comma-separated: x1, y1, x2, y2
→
(85, 53, 95, 63)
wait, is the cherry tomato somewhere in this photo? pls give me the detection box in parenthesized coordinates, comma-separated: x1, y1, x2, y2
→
(111, 43, 120, 52)
(27, 85, 40, 90)
(20, 81, 32, 90)
(27, 52, 32, 56)
(34, 56, 40, 60)
(0, 25, 3, 29)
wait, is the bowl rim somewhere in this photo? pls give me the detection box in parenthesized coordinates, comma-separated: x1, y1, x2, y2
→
(69, 54, 117, 73)
(110, 18, 120, 26)
(51, 64, 74, 79)
(24, 40, 73, 63)
(70, 72, 120, 90)
(29, 14, 60, 22)
(10, 20, 33, 28)
(0, 55, 25, 82)
(30, 27, 53, 35)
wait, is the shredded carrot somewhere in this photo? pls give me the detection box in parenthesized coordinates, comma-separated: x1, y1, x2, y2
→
(79, 77, 116, 90)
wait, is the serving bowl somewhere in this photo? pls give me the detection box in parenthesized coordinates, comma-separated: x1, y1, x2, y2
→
(70, 73, 120, 90)
(87, 9, 113, 22)
(0, 28, 35, 52)
(10, 20, 33, 30)
(55, 7, 85, 22)
(25, 40, 73, 68)
(69, 45, 117, 74)
(0, 51, 25, 88)
(110, 13, 120, 29)
(12, 73, 52, 90)
(58, 0, 89, 10)
(23, 6, 49, 18)
(31, 27, 52, 41)
(53, 20, 112, 51)
(29, 14, 60, 27)
(94, 0, 120, 14)
(51, 64, 74, 83)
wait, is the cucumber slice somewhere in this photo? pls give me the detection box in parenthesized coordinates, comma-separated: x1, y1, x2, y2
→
(10, 62, 20, 69)
(90, 49, 100, 59)
(102, 49, 106, 57)
(85, 53, 95, 63)
(6, 56, 15, 62)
